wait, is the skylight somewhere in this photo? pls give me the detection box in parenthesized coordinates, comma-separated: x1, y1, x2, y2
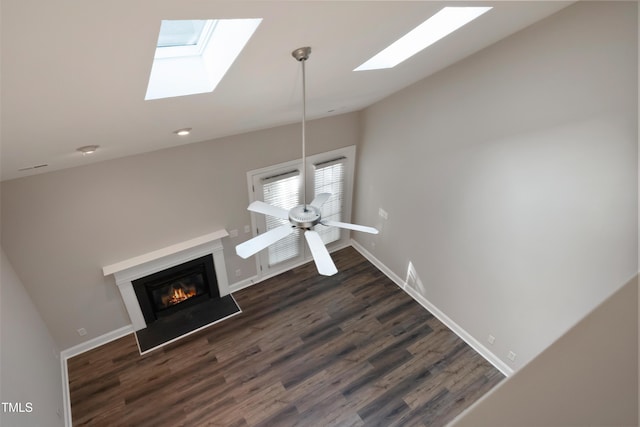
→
(354, 7, 492, 71)
(145, 18, 262, 100)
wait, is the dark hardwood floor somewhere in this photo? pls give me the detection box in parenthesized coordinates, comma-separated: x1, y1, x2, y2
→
(68, 247, 503, 426)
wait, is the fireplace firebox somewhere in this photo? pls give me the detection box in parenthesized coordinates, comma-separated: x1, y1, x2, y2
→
(132, 255, 219, 325)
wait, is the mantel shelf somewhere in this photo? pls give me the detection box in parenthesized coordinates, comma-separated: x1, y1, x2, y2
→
(102, 229, 229, 277)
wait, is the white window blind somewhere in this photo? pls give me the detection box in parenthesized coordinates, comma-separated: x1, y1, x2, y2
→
(262, 170, 301, 266)
(313, 157, 346, 244)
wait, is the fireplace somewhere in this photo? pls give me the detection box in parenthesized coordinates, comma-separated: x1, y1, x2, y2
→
(103, 230, 240, 354)
(103, 229, 232, 331)
(132, 255, 219, 325)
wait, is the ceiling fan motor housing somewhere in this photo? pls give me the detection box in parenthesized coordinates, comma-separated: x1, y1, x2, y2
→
(289, 205, 321, 229)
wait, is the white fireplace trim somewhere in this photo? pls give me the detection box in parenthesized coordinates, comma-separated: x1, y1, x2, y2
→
(102, 229, 230, 331)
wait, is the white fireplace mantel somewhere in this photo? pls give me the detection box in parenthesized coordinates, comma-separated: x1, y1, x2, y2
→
(103, 229, 230, 331)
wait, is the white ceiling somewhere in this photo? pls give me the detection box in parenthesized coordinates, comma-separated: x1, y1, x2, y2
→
(1, 0, 572, 181)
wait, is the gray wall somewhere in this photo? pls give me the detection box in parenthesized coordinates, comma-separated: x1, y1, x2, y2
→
(0, 112, 359, 350)
(353, 1, 638, 370)
(1, 248, 64, 426)
(450, 276, 638, 427)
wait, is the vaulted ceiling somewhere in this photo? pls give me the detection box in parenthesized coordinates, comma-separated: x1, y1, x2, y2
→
(1, 0, 572, 181)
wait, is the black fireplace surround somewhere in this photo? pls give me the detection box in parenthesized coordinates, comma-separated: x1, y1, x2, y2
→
(133, 255, 220, 325)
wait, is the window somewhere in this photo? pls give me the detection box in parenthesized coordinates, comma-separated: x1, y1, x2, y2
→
(246, 146, 355, 277)
(313, 157, 346, 245)
(145, 18, 262, 100)
(262, 170, 302, 266)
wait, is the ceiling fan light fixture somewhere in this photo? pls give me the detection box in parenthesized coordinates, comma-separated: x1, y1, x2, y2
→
(354, 6, 492, 71)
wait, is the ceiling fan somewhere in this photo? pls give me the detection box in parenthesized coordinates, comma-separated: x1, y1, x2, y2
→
(235, 47, 379, 276)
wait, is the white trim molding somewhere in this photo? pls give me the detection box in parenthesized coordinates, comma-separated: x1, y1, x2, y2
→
(350, 239, 514, 377)
(61, 324, 134, 361)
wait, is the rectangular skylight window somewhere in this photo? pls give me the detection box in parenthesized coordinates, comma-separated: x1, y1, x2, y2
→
(145, 18, 262, 100)
(354, 6, 492, 71)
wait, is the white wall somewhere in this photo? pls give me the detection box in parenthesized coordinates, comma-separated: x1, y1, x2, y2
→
(0, 112, 359, 350)
(1, 248, 64, 426)
(353, 1, 638, 371)
(450, 276, 638, 427)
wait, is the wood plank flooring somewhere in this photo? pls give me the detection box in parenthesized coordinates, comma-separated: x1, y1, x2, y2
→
(68, 247, 503, 426)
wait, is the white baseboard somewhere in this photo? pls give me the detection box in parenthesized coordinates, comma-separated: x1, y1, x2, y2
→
(227, 240, 352, 293)
(402, 285, 513, 377)
(61, 324, 134, 360)
(60, 325, 134, 427)
(228, 275, 261, 293)
(60, 357, 71, 427)
(350, 239, 513, 377)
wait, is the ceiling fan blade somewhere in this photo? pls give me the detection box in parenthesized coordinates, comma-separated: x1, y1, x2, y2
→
(236, 224, 294, 259)
(247, 200, 290, 220)
(310, 193, 332, 208)
(322, 220, 379, 235)
(304, 230, 338, 276)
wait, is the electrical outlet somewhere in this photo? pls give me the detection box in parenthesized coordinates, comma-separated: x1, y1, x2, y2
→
(507, 351, 517, 361)
(235, 269, 242, 277)
(229, 229, 238, 238)
(77, 328, 87, 336)
(378, 208, 389, 219)
(487, 335, 496, 345)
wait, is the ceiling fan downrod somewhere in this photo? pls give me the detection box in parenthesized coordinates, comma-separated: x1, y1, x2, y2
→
(234, 46, 378, 277)
(292, 47, 311, 212)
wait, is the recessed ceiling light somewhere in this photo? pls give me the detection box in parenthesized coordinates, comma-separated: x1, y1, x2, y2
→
(145, 18, 262, 100)
(174, 128, 191, 136)
(354, 6, 492, 71)
(77, 145, 99, 155)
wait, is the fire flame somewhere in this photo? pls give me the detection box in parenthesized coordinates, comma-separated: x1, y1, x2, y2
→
(163, 285, 197, 307)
